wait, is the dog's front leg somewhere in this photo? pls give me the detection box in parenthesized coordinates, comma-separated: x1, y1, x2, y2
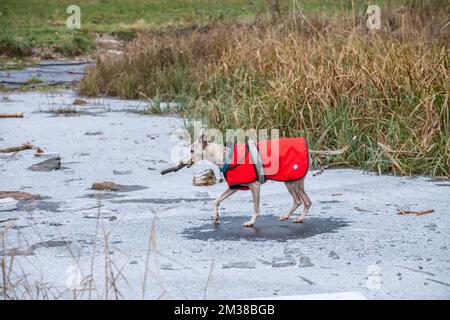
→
(243, 182, 261, 227)
(213, 188, 237, 225)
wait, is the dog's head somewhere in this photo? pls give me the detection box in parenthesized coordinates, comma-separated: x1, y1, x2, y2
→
(185, 129, 225, 167)
(187, 129, 209, 167)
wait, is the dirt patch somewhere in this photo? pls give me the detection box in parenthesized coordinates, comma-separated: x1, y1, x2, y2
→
(91, 182, 147, 192)
(92, 181, 123, 191)
(0, 191, 40, 201)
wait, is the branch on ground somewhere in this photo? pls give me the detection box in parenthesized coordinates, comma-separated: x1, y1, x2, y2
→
(397, 208, 434, 216)
(0, 142, 33, 153)
(0, 112, 24, 118)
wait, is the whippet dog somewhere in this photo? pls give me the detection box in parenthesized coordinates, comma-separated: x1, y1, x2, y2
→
(187, 131, 312, 228)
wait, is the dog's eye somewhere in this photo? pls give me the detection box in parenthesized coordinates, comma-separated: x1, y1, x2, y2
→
(190, 149, 194, 153)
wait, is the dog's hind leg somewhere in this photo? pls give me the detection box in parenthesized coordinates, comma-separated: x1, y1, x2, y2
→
(243, 181, 261, 227)
(213, 188, 237, 225)
(293, 178, 312, 224)
(279, 181, 302, 221)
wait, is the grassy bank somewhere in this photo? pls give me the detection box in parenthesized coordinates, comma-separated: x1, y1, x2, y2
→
(0, 0, 408, 60)
(0, 0, 300, 60)
(0, 0, 290, 65)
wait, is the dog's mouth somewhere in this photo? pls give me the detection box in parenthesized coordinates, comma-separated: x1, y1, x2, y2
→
(186, 157, 194, 168)
(187, 148, 195, 168)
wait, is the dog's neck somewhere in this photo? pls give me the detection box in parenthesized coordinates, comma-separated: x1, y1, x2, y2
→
(203, 143, 229, 167)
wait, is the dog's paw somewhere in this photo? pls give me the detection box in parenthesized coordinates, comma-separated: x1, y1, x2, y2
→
(293, 217, 304, 224)
(242, 221, 254, 228)
(279, 215, 289, 221)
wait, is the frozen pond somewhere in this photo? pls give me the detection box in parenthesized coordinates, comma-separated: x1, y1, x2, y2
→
(0, 90, 449, 299)
(0, 60, 94, 89)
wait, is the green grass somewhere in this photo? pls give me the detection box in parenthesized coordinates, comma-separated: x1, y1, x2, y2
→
(0, 0, 407, 60)
(0, 0, 269, 58)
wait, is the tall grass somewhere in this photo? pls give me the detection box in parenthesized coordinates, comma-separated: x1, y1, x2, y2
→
(0, 35, 32, 57)
(80, 2, 450, 177)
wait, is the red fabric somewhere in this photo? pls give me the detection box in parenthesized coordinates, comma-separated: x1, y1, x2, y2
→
(223, 137, 309, 190)
(223, 144, 257, 190)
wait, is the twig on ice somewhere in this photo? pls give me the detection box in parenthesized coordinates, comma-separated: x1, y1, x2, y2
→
(396, 208, 434, 216)
(0, 142, 33, 153)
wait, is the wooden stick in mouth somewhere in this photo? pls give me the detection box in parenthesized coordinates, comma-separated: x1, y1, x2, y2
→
(160, 162, 188, 175)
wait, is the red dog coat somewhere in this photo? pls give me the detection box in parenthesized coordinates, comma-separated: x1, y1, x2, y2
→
(221, 137, 309, 190)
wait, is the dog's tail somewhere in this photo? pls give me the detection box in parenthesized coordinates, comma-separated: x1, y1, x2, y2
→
(309, 136, 357, 156)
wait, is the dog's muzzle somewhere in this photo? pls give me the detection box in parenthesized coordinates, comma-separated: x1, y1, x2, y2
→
(186, 157, 194, 168)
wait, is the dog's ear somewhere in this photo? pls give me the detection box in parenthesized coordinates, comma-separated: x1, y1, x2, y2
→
(199, 128, 208, 150)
